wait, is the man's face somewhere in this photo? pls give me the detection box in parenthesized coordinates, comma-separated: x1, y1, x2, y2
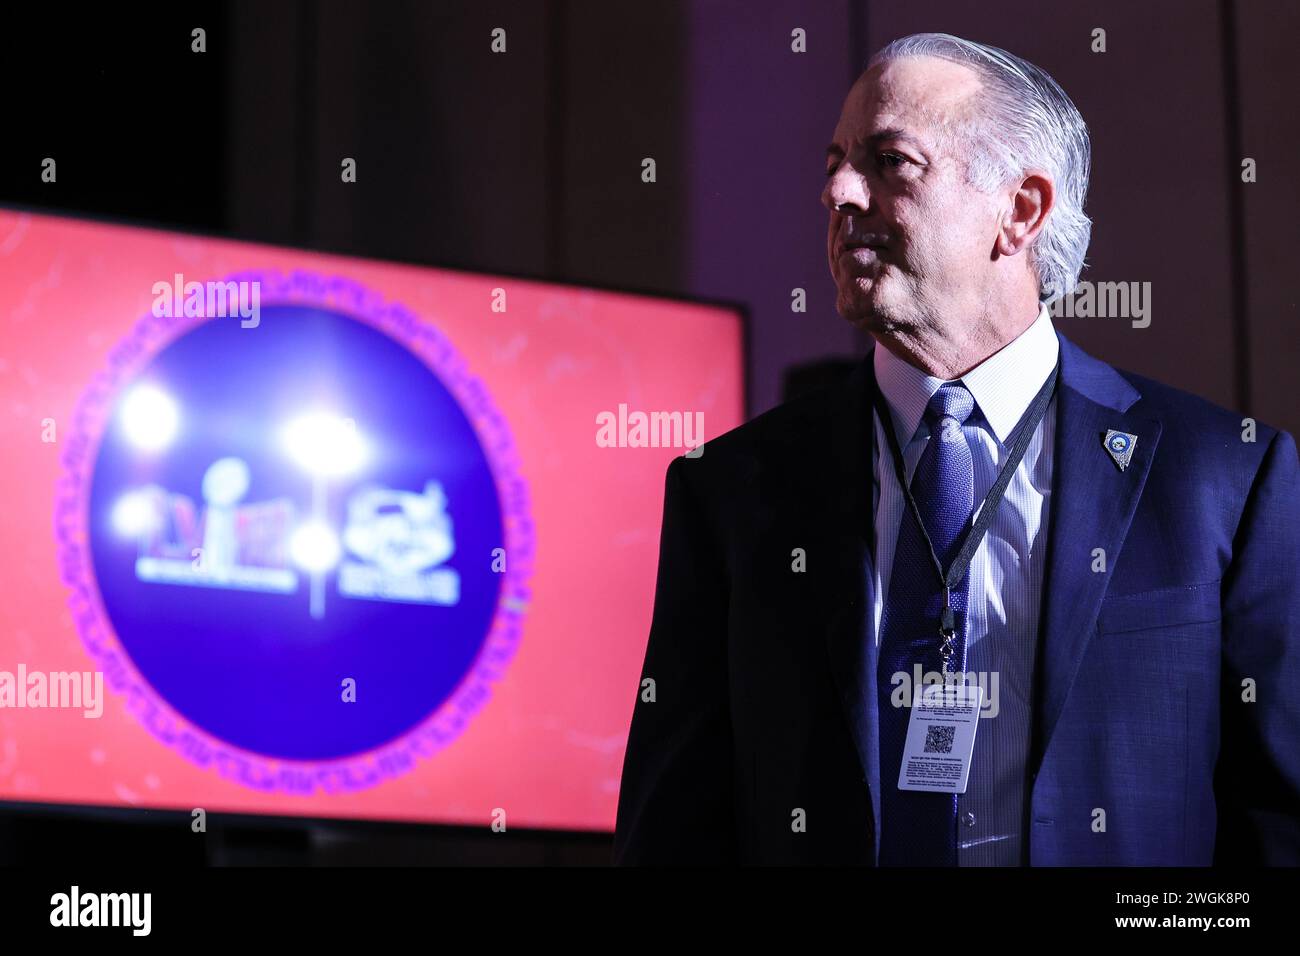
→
(823, 57, 1005, 333)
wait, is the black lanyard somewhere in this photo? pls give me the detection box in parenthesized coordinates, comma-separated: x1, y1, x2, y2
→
(871, 356, 1061, 670)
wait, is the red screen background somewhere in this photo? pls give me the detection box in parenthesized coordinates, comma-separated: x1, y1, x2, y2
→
(0, 210, 744, 831)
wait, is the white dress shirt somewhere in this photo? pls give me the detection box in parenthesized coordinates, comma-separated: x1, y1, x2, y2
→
(868, 302, 1059, 865)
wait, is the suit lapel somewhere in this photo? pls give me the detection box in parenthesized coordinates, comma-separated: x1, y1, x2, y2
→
(1032, 332, 1162, 766)
(820, 356, 881, 858)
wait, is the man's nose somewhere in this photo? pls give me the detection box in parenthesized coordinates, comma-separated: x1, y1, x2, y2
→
(824, 167, 870, 216)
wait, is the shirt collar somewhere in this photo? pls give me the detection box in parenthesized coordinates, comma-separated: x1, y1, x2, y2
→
(872, 302, 1059, 446)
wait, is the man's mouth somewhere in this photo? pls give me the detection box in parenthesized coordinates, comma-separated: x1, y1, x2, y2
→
(840, 244, 886, 262)
(840, 237, 889, 256)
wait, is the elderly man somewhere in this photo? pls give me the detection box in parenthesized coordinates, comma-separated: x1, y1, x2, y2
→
(613, 33, 1300, 866)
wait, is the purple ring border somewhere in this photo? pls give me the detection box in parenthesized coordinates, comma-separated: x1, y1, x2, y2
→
(52, 268, 536, 796)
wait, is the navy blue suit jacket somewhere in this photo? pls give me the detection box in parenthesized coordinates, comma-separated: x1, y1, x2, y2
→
(613, 331, 1300, 865)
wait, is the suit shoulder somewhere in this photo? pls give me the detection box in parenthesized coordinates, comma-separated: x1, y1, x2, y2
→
(695, 375, 850, 462)
(1112, 365, 1293, 478)
(661, 371, 858, 505)
(1116, 367, 1255, 430)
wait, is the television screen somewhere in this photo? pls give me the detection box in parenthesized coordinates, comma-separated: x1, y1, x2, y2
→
(0, 208, 744, 832)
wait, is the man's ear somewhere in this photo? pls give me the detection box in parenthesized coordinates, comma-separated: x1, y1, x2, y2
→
(996, 170, 1055, 257)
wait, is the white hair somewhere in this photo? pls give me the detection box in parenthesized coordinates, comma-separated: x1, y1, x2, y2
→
(868, 33, 1092, 302)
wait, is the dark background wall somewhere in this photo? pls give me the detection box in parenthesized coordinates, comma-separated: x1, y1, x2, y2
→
(2, 0, 1296, 864)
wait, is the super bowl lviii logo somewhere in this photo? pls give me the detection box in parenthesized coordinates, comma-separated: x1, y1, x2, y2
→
(54, 270, 534, 794)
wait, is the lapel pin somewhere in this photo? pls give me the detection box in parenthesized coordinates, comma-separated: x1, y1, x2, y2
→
(1103, 429, 1138, 471)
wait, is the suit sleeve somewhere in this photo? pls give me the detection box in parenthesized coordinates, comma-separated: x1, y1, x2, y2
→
(1215, 428, 1300, 864)
(612, 454, 738, 864)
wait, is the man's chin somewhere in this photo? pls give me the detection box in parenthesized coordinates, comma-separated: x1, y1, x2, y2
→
(836, 289, 894, 333)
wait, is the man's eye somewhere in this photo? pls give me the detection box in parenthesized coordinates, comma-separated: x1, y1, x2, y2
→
(879, 152, 906, 169)
(825, 162, 838, 178)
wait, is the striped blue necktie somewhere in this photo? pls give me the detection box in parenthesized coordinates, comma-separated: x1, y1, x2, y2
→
(877, 381, 976, 866)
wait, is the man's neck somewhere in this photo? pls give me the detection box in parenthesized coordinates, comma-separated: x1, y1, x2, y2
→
(871, 300, 1043, 380)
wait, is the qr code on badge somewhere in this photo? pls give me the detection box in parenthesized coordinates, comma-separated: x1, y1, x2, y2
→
(923, 725, 957, 754)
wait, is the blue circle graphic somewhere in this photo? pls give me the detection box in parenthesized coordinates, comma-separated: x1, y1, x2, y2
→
(87, 305, 505, 761)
